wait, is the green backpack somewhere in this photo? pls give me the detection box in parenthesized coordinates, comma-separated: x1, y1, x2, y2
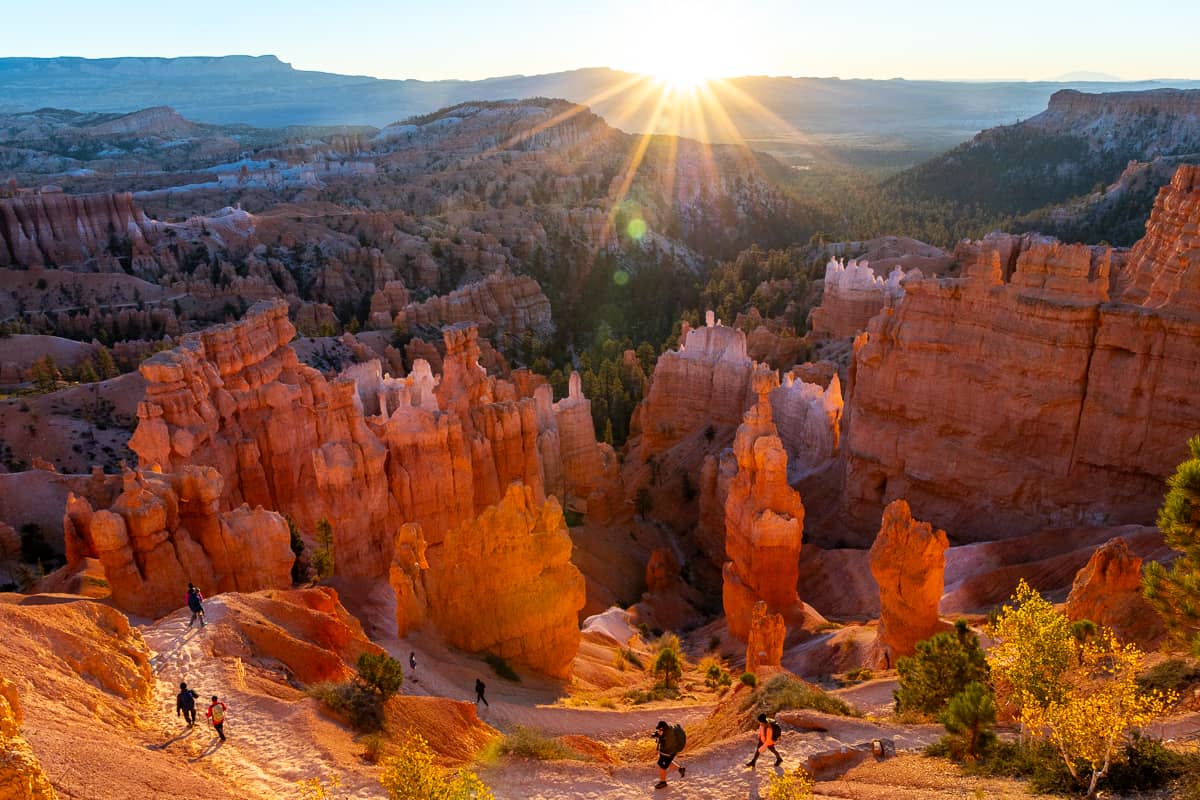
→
(662, 723, 687, 755)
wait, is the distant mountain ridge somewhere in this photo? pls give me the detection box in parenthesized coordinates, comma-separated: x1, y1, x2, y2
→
(2, 56, 1198, 166)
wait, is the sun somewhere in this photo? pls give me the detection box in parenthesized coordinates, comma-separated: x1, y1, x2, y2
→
(621, 1, 749, 92)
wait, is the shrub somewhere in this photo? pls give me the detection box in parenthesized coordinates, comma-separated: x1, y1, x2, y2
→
(356, 653, 403, 699)
(360, 732, 386, 764)
(308, 681, 385, 733)
(622, 648, 644, 670)
(296, 774, 343, 799)
(699, 656, 732, 690)
(485, 654, 520, 683)
(484, 725, 585, 761)
(750, 673, 856, 718)
(740, 672, 758, 688)
(765, 766, 814, 800)
(938, 681, 996, 760)
(843, 667, 874, 684)
(380, 731, 494, 800)
(894, 620, 989, 716)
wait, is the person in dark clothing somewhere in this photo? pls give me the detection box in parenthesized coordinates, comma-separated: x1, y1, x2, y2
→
(409, 651, 416, 671)
(186, 583, 206, 628)
(651, 720, 686, 789)
(206, 695, 227, 741)
(474, 678, 489, 707)
(176, 681, 199, 727)
(746, 713, 783, 767)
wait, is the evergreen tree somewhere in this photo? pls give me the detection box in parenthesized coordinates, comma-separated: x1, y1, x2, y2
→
(1144, 435, 1200, 652)
(894, 620, 989, 715)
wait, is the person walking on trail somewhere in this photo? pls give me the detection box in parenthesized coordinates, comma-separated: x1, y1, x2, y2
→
(206, 695, 227, 741)
(474, 678, 489, 707)
(186, 583, 206, 628)
(651, 720, 686, 789)
(176, 682, 199, 727)
(746, 713, 783, 767)
(409, 651, 416, 671)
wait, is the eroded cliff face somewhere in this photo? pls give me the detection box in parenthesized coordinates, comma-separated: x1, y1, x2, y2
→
(809, 258, 913, 339)
(845, 166, 1200, 542)
(0, 190, 159, 270)
(1066, 536, 1165, 648)
(722, 368, 805, 641)
(384, 270, 554, 339)
(0, 675, 57, 800)
(122, 300, 606, 674)
(63, 467, 294, 618)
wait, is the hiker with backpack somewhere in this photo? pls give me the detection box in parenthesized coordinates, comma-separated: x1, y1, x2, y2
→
(176, 682, 199, 727)
(746, 713, 783, 767)
(186, 583, 206, 628)
(651, 720, 687, 789)
(206, 695, 227, 741)
(475, 678, 489, 707)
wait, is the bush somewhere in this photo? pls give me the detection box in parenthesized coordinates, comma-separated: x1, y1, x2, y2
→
(938, 682, 996, 760)
(381, 731, 494, 800)
(357, 653, 404, 699)
(296, 774, 343, 799)
(765, 766, 814, 799)
(308, 681, 385, 733)
(484, 725, 586, 761)
(1138, 658, 1200, 696)
(740, 672, 758, 688)
(312, 517, 335, 579)
(894, 620, 989, 716)
(485, 654, 520, 683)
(360, 732, 386, 764)
(699, 656, 732, 690)
(749, 673, 856, 718)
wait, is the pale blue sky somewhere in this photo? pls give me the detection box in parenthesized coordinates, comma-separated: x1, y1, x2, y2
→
(7, 0, 1198, 82)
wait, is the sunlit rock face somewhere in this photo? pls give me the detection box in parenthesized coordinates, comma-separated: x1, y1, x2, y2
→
(1066, 536, 1165, 648)
(122, 299, 608, 674)
(845, 164, 1200, 543)
(425, 483, 585, 678)
(808, 258, 915, 339)
(0, 190, 160, 270)
(0, 674, 57, 800)
(869, 499, 948, 668)
(63, 466, 294, 618)
(746, 601, 786, 673)
(722, 367, 805, 641)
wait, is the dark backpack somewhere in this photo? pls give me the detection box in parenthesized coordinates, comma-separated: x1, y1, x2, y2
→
(770, 720, 782, 741)
(662, 723, 687, 755)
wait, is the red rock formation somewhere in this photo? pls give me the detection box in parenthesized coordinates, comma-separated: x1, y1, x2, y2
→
(645, 547, 679, 593)
(393, 271, 553, 337)
(63, 467, 294, 618)
(746, 601, 786, 673)
(809, 259, 912, 338)
(0, 674, 57, 800)
(1124, 164, 1200, 307)
(869, 500, 949, 668)
(390, 523, 429, 637)
(0, 522, 18, 562)
(552, 372, 622, 519)
(0, 190, 159, 270)
(1066, 537, 1165, 648)
(722, 367, 805, 641)
(425, 483, 585, 678)
(845, 170, 1200, 542)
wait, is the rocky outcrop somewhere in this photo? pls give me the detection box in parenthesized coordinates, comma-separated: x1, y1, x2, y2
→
(551, 372, 622, 518)
(845, 171, 1200, 542)
(0, 522, 19, 562)
(1124, 164, 1200, 307)
(390, 523, 429, 638)
(745, 601, 786, 673)
(426, 483, 585, 678)
(63, 466, 294, 618)
(391, 271, 553, 338)
(1066, 537, 1165, 648)
(0, 190, 159, 270)
(630, 311, 755, 457)
(0, 674, 57, 800)
(869, 500, 949, 667)
(722, 367, 805, 641)
(809, 259, 913, 339)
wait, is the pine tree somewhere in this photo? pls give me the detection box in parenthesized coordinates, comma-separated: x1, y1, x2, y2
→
(96, 345, 119, 379)
(1144, 436, 1200, 652)
(312, 517, 335, 579)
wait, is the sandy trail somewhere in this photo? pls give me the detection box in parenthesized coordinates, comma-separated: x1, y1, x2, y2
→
(141, 599, 380, 800)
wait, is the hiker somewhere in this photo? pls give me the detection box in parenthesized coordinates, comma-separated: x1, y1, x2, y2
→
(206, 695, 227, 741)
(186, 583, 206, 628)
(651, 720, 686, 789)
(746, 713, 783, 767)
(474, 678, 489, 707)
(176, 682, 199, 727)
(409, 651, 416, 671)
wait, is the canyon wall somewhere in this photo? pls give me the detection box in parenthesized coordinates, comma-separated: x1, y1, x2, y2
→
(386, 270, 553, 338)
(845, 164, 1200, 542)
